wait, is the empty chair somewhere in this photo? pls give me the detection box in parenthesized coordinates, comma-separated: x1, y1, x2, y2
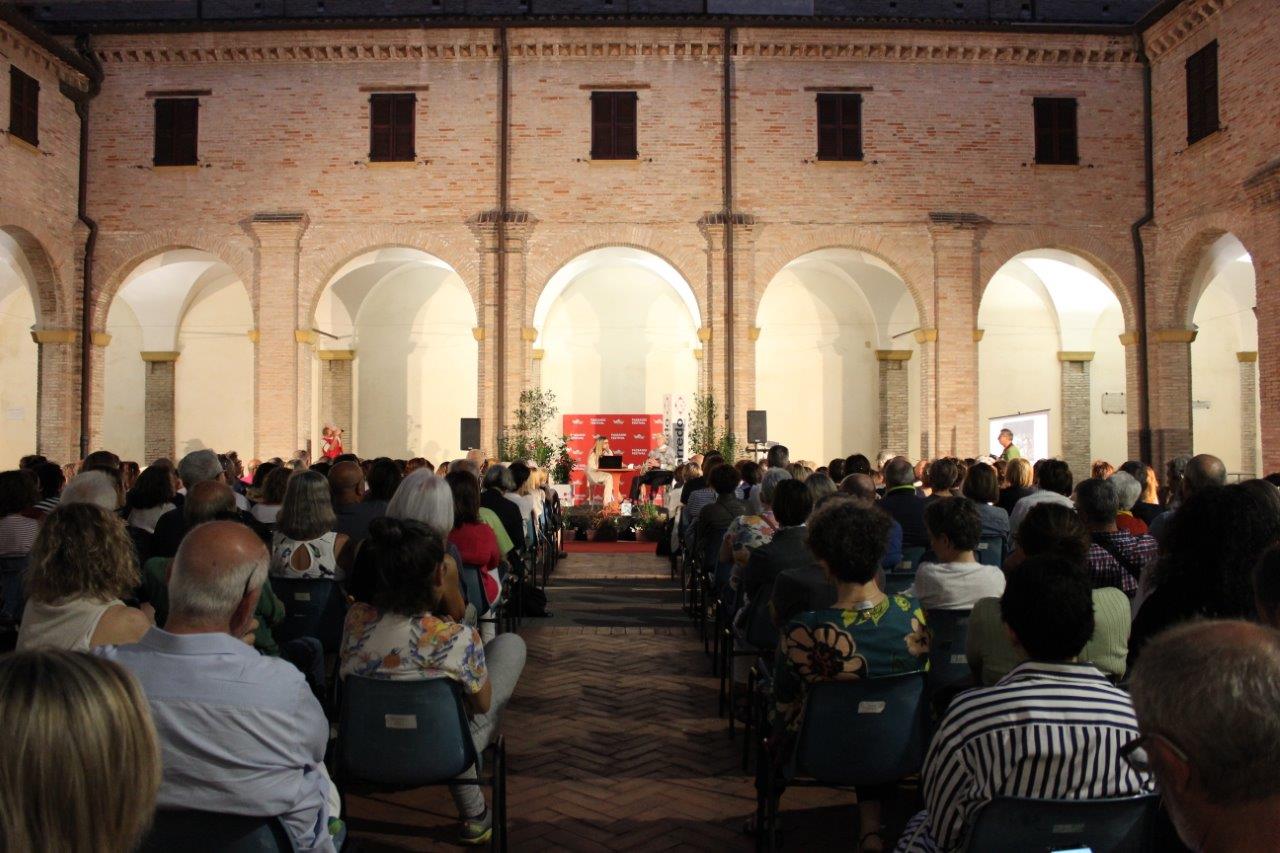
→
(270, 576, 347, 652)
(974, 535, 1005, 568)
(926, 608, 973, 694)
(962, 794, 1161, 852)
(138, 809, 294, 853)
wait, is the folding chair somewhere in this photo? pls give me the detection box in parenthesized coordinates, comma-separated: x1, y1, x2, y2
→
(974, 535, 1006, 568)
(138, 809, 294, 853)
(337, 675, 507, 852)
(925, 608, 973, 698)
(962, 794, 1161, 852)
(270, 577, 348, 653)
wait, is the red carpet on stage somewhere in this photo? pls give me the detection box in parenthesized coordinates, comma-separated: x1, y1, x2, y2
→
(562, 539, 658, 555)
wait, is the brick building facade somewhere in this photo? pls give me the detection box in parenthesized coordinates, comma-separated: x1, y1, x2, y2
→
(0, 0, 1275, 471)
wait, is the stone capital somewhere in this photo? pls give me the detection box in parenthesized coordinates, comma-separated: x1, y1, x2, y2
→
(30, 329, 77, 345)
(141, 351, 180, 363)
(472, 326, 486, 341)
(697, 211, 761, 251)
(467, 210, 536, 251)
(1151, 328, 1198, 344)
(245, 212, 309, 248)
(913, 328, 939, 344)
(294, 329, 318, 345)
(973, 329, 985, 342)
(317, 349, 356, 361)
(875, 349, 913, 361)
(91, 332, 112, 347)
(1237, 351, 1259, 363)
(1058, 351, 1096, 362)
(1118, 331, 1141, 347)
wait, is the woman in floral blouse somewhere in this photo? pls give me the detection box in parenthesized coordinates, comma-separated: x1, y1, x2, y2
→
(770, 496, 930, 853)
(339, 517, 526, 846)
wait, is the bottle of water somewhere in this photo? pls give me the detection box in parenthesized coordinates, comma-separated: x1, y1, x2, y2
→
(621, 499, 633, 516)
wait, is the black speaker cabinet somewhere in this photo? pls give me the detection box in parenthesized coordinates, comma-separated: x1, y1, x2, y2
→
(747, 410, 768, 444)
(460, 418, 481, 451)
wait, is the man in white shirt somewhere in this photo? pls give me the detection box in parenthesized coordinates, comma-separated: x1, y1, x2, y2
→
(1009, 459, 1075, 534)
(907, 496, 1004, 610)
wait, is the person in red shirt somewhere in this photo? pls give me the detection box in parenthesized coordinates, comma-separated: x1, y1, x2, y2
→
(445, 471, 501, 639)
(320, 425, 344, 461)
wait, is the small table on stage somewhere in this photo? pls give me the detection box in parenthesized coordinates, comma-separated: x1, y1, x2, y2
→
(584, 467, 633, 506)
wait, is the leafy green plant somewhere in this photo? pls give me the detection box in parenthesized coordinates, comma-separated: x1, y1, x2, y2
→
(690, 391, 740, 460)
(498, 388, 560, 464)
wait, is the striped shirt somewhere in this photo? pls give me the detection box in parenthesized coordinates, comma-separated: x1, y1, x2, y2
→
(897, 661, 1151, 852)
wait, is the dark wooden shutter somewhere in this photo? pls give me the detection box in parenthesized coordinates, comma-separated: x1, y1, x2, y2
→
(1033, 97, 1078, 165)
(1186, 41, 1219, 145)
(370, 93, 415, 162)
(8, 66, 39, 147)
(816, 93, 862, 161)
(153, 97, 199, 166)
(590, 91, 638, 160)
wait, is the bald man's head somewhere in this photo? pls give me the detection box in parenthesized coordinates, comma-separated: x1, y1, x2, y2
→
(1185, 454, 1227, 495)
(168, 521, 268, 631)
(840, 473, 877, 502)
(184, 480, 236, 526)
(329, 461, 364, 505)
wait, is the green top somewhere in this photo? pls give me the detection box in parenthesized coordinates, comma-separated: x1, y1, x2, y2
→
(965, 587, 1131, 684)
(479, 507, 515, 555)
(141, 556, 287, 656)
(1000, 444, 1022, 460)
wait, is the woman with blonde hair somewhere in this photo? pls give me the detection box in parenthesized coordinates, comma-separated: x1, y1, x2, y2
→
(998, 456, 1035, 515)
(270, 469, 352, 581)
(586, 436, 615, 504)
(17, 504, 153, 651)
(0, 649, 162, 853)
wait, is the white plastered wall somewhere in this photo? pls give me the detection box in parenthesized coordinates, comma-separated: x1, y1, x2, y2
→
(978, 251, 1127, 463)
(102, 299, 146, 461)
(1190, 236, 1257, 476)
(0, 232, 38, 461)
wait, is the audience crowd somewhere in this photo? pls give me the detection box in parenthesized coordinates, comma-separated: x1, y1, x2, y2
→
(1, 436, 1279, 851)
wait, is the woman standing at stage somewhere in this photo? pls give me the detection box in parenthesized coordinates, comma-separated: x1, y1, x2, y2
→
(586, 436, 615, 505)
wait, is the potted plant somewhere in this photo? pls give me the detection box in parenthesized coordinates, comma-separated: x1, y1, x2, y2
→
(587, 508, 619, 542)
(634, 503, 667, 542)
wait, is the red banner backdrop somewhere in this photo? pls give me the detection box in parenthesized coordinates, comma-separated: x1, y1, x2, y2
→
(563, 413, 665, 501)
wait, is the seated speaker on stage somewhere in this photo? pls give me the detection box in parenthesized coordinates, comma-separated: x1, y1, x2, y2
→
(629, 434, 677, 502)
(586, 436, 616, 504)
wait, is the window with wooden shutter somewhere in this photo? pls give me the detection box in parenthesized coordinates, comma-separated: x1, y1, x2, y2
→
(1186, 41, 1219, 145)
(8, 66, 39, 147)
(153, 98, 199, 166)
(369, 93, 416, 162)
(1033, 97, 1079, 165)
(815, 93, 862, 161)
(590, 91, 638, 160)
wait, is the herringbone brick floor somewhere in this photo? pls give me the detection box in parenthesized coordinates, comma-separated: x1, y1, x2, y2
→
(347, 552, 864, 851)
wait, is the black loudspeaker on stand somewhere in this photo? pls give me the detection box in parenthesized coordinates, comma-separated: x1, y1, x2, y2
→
(460, 418, 481, 451)
(747, 410, 768, 445)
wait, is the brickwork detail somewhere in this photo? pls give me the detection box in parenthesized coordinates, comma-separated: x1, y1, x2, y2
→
(318, 356, 354, 454)
(143, 359, 176, 461)
(1060, 358, 1092, 481)
(878, 357, 910, 455)
(1240, 354, 1259, 477)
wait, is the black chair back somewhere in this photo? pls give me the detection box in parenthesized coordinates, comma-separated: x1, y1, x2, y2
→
(963, 794, 1161, 852)
(270, 577, 347, 652)
(139, 809, 293, 853)
(926, 608, 973, 692)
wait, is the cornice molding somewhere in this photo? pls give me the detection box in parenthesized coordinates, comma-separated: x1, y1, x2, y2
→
(89, 34, 1138, 67)
(0, 21, 90, 91)
(1144, 0, 1235, 60)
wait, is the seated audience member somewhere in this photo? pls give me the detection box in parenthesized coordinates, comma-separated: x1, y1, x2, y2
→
(1091, 459, 1115, 480)
(735, 460, 762, 503)
(118, 460, 140, 493)
(504, 462, 538, 529)
(17, 504, 152, 651)
(481, 464, 527, 554)
(692, 462, 748, 554)
(922, 458, 962, 504)
(364, 457, 402, 509)
(826, 458, 846, 487)
(785, 462, 813, 482)
(997, 457, 1035, 515)
(340, 517, 527, 845)
(1129, 480, 1280, 668)
(1148, 453, 1226, 544)
(844, 453, 872, 477)
(841, 473, 903, 570)
(804, 472, 836, 505)
(348, 471, 466, 622)
(60, 468, 124, 511)
(897, 555, 1150, 853)
(1127, 620, 1280, 852)
(773, 498, 928, 852)
(740, 480, 816, 633)
(1076, 477, 1157, 598)
(447, 471, 503, 635)
(967, 503, 1129, 684)
(960, 462, 1010, 543)
(100, 521, 341, 852)
(328, 461, 382, 546)
(0, 470, 41, 619)
(1107, 470, 1149, 535)
(880, 456, 929, 548)
(1120, 461, 1163, 525)
(31, 461, 65, 515)
(684, 453, 724, 525)
(247, 460, 278, 503)
(1256, 545, 1280, 629)
(1008, 458, 1074, 533)
(744, 446, 785, 513)
(909, 497, 1005, 611)
(270, 470, 352, 582)
(722, 467, 789, 577)
(125, 464, 177, 534)
(0, 649, 161, 853)
(81, 449, 121, 474)
(251, 465, 291, 526)
(514, 462, 546, 527)
(152, 450, 261, 557)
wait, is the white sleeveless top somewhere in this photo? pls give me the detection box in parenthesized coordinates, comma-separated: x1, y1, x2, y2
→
(17, 597, 124, 652)
(270, 530, 343, 581)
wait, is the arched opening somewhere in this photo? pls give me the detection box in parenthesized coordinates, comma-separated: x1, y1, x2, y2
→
(102, 250, 255, 461)
(978, 250, 1127, 465)
(0, 229, 46, 460)
(1188, 234, 1258, 476)
(533, 246, 700, 415)
(313, 247, 477, 461)
(756, 249, 921, 462)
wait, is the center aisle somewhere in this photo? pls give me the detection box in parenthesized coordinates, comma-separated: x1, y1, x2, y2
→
(348, 551, 851, 851)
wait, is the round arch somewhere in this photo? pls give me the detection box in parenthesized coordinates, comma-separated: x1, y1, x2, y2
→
(0, 226, 57, 459)
(0, 224, 61, 324)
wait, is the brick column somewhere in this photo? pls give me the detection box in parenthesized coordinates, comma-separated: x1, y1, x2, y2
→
(877, 350, 912, 455)
(928, 214, 985, 458)
(1242, 164, 1279, 471)
(916, 329, 938, 459)
(30, 329, 81, 463)
(140, 351, 178, 461)
(1059, 351, 1094, 480)
(1147, 328, 1196, 468)
(1120, 331, 1144, 462)
(318, 350, 355, 454)
(247, 213, 308, 459)
(1238, 351, 1259, 477)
